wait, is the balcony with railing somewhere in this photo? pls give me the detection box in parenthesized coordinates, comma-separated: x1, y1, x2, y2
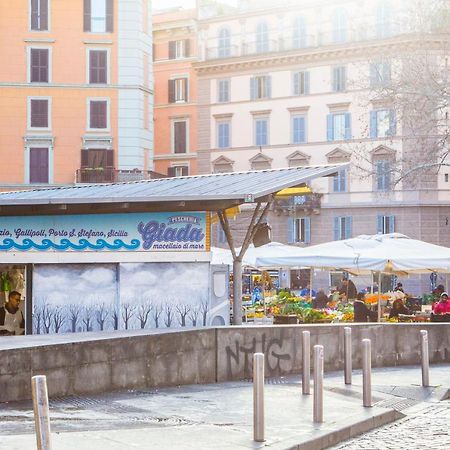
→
(273, 193, 322, 215)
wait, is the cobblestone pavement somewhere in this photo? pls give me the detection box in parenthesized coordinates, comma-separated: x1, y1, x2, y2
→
(331, 402, 450, 449)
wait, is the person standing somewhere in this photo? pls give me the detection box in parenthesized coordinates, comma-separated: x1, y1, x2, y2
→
(339, 278, 357, 301)
(0, 291, 25, 335)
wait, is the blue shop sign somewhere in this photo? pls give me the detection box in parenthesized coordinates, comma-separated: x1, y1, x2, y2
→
(0, 212, 207, 252)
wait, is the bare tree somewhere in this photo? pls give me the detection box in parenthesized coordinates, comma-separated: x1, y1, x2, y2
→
(200, 298, 210, 326)
(151, 303, 163, 328)
(137, 300, 152, 329)
(96, 303, 109, 331)
(32, 303, 42, 334)
(41, 302, 52, 334)
(82, 306, 94, 332)
(112, 307, 120, 330)
(68, 303, 82, 333)
(121, 303, 136, 330)
(188, 306, 200, 327)
(52, 306, 66, 333)
(164, 304, 174, 328)
(176, 303, 191, 327)
(353, 0, 450, 188)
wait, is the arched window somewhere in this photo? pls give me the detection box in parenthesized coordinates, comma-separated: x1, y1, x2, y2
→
(332, 8, 347, 43)
(217, 27, 231, 58)
(375, 1, 391, 38)
(256, 21, 269, 53)
(293, 16, 307, 48)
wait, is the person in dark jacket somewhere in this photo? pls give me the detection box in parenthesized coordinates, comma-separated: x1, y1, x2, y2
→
(339, 278, 357, 301)
(389, 298, 410, 318)
(312, 290, 329, 309)
(353, 293, 377, 322)
(0, 291, 25, 335)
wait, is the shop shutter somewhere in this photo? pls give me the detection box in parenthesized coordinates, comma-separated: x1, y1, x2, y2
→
(106, 0, 114, 32)
(370, 111, 378, 138)
(345, 216, 352, 239)
(40, 0, 48, 30)
(83, 0, 91, 32)
(81, 149, 89, 168)
(168, 79, 175, 103)
(168, 41, 176, 59)
(31, 0, 39, 30)
(376, 215, 384, 233)
(333, 217, 340, 240)
(326, 114, 334, 141)
(388, 109, 396, 136)
(287, 217, 295, 244)
(184, 39, 190, 57)
(304, 71, 310, 94)
(250, 77, 256, 100)
(389, 215, 395, 233)
(29, 148, 49, 183)
(183, 78, 188, 101)
(344, 113, 351, 140)
(304, 217, 311, 244)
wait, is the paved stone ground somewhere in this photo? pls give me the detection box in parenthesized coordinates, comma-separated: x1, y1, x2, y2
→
(331, 402, 450, 449)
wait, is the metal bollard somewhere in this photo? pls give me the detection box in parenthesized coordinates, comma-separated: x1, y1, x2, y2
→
(302, 330, 311, 395)
(362, 339, 372, 407)
(420, 330, 430, 387)
(344, 327, 352, 385)
(313, 345, 324, 423)
(32, 375, 52, 450)
(253, 353, 265, 442)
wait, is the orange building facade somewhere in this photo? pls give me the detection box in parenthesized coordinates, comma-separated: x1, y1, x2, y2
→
(0, 0, 153, 189)
(153, 8, 198, 176)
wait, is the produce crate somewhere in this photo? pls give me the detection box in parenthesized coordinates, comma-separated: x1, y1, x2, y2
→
(273, 314, 298, 325)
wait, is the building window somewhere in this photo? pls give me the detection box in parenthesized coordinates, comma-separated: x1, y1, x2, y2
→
(217, 27, 231, 58)
(30, 0, 49, 31)
(332, 66, 346, 91)
(88, 99, 108, 130)
(217, 122, 230, 149)
(377, 215, 395, 234)
(293, 71, 310, 95)
(168, 40, 190, 59)
(29, 98, 49, 129)
(173, 120, 187, 153)
(255, 118, 268, 146)
(84, 0, 113, 33)
(168, 166, 188, 177)
(288, 217, 311, 244)
(88, 50, 108, 84)
(332, 8, 348, 43)
(445, 173, 449, 182)
(217, 79, 230, 103)
(327, 113, 351, 141)
(168, 78, 188, 103)
(30, 48, 49, 82)
(256, 21, 270, 53)
(80, 148, 114, 182)
(292, 115, 306, 144)
(370, 61, 391, 87)
(333, 168, 348, 192)
(250, 75, 271, 100)
(375, 1, 391, 38)
(376, 160, 391, 191)
(333, 216, 352, 240)
(29, 148, 49, 183)
(292, 16, 307, 48)
(370, 110, 396, 138)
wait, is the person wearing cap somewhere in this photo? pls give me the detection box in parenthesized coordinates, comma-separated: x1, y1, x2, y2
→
(432, 292, 450, 315)
(0, 291, 25, 335)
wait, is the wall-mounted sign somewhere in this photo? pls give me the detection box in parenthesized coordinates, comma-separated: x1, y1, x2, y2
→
(0, 212, 207, 252)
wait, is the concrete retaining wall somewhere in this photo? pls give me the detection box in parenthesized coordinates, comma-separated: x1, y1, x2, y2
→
(1, 324, 450, 403)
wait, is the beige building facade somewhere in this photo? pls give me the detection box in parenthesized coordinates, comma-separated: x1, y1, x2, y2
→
(193, 0, 450, 293)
